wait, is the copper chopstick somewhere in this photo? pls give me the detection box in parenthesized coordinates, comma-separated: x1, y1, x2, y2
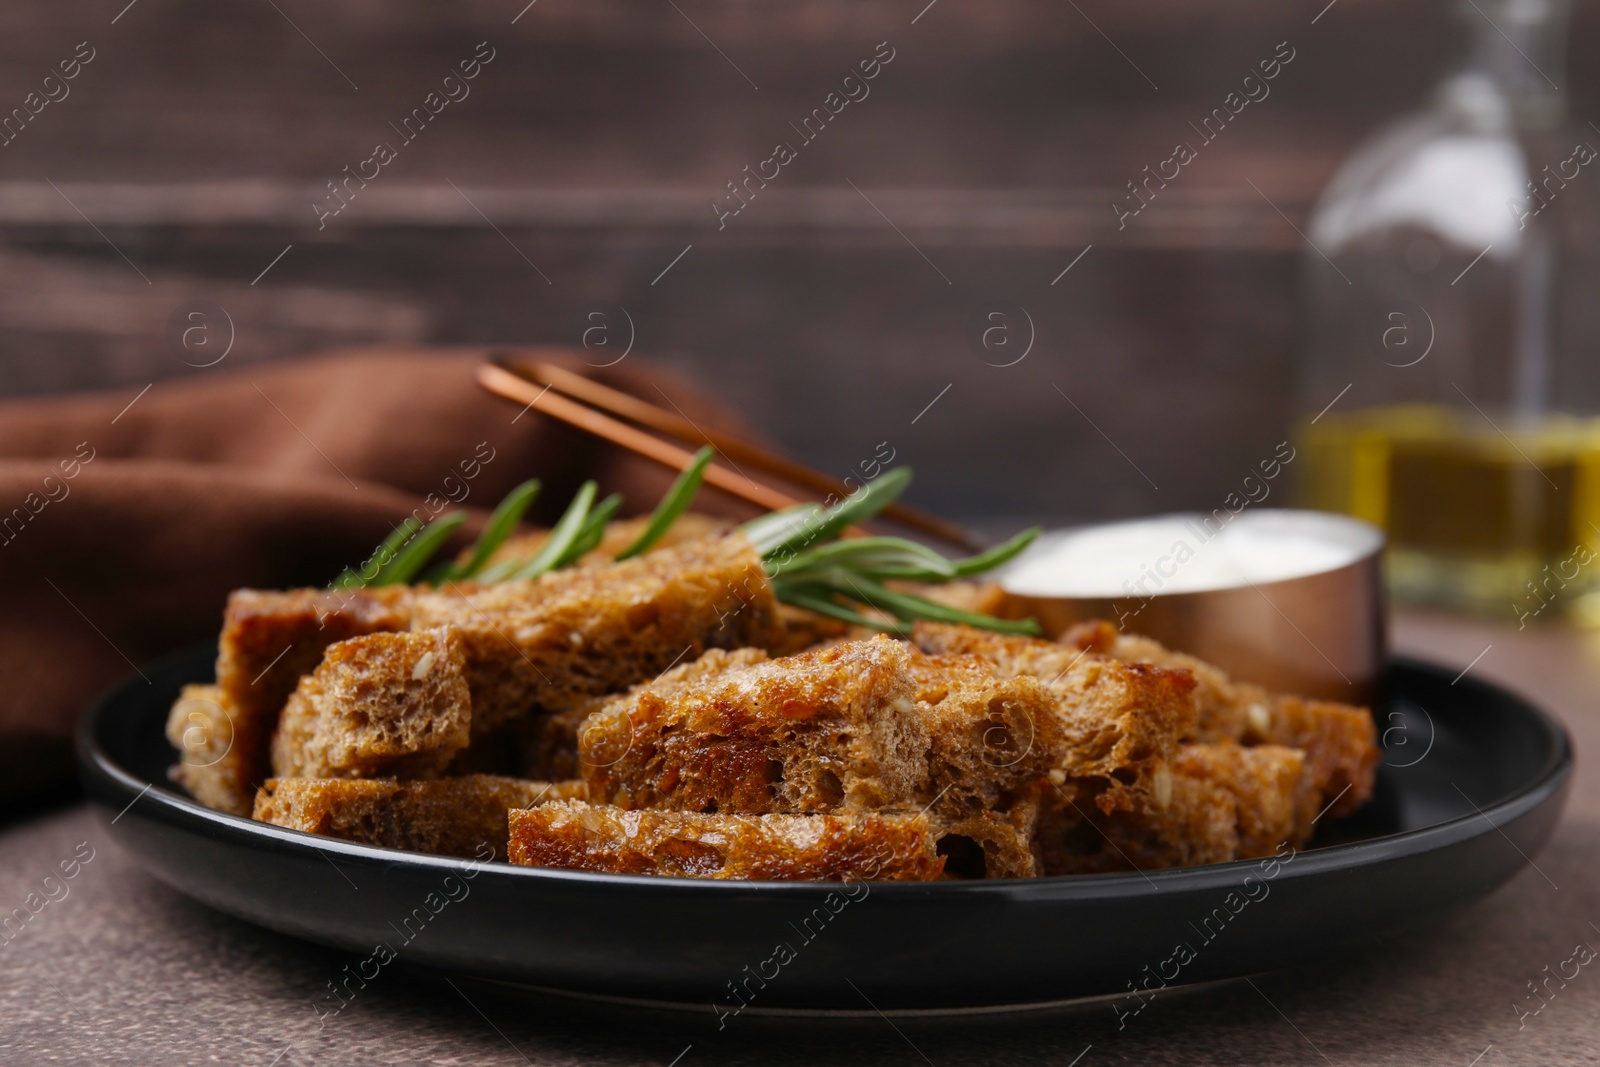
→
(477, 362, 804, 515)
(498, 356, 983, 552)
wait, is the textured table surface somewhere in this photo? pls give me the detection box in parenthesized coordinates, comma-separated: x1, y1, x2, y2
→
(3, 611, 1597, 1067)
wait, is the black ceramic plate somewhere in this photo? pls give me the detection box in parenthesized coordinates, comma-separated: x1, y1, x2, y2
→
(78, 645, 1571, 1011)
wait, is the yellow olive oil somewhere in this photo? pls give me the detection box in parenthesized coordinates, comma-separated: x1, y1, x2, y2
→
(1299, 404, 1600, 624)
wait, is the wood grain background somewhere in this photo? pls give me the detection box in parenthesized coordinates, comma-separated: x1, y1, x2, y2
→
(2, 0, 1595, 522)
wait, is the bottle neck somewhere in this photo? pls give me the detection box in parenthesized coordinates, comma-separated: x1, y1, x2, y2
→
(1440, 0, 1568, 130)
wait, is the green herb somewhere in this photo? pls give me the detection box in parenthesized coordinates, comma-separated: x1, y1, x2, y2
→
(432, 479, 541, 581)
(769, 581, 908, 634)
(740, 503, 826, 557)
(335, 459, 1040, 636)
(615, 446, 715, 560)
(334, 516, 422, 589)
(769, 536, 958, 582)
(785, 568, 1040, 636)
(562, 492, 624, 566)
(759, 467, 913, 562)
(506, 480, 598, 581)
(373, 512, 468, 586)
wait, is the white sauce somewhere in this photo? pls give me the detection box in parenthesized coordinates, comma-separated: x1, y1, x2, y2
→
(998, 510, 1382, 599)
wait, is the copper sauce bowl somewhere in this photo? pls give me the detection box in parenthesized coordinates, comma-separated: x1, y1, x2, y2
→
(993, 510, 1386, 705)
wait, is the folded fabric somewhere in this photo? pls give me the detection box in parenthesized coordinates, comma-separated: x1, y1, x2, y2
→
(0, 345, 759, 802)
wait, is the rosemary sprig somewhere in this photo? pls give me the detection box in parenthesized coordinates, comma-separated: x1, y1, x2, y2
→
(769, 582, 910, 633)
(432, 478, 541, 582)
(767, 536, 957, 582)
(615, 446, 716, 560)
(332, 453, 1040, 635)
(739, 503, 825, 558)
(565, 492, 624, 564)
(778, 568, 1040, 635)
(505, 480, 598, 581)
(759, 468, 913, 561)
(334, 517, 422, 589)
(374, 512, 468, 586)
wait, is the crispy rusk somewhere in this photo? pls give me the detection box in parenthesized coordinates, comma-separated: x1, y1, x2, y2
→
(508, 800, 945, 881)
(1260, 695, 1377, 819)
(906, 653, 1062, 818)
(210, 586, 411, 813)
(1173, 742, 1315, 855)
(165, 685, 251, 816)
(1037, 741, 1312, 874)
(530, 646, 772, 780)
(405, 531, 779, 733)
(253, 775, 586, 859)
(1062, 620, 1377, 819)
(910, 622, 1196, 814)
(471, 647, 773, 780)
(190, 532, 780, 813)
(270, 629, 472, 780)
(581, 637, 927, 813)
(1038, 771, 1239, 874)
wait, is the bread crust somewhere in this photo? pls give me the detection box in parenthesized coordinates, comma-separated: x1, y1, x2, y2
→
(911, 622, 1196, 814)
(407, 531, 779, 733)
(1062, 620, 1377, 819)
(184, 532, 779, 813)
(165, 684, 250, 816)
(508, 800, 945, 881)
(209, 586, 411, 813)
(253, 775, 585, 859)
(1037, 741, 1314, 874)
(581, 637, 927, 813)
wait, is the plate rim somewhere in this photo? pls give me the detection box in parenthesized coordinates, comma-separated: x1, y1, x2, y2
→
(76, 645, 1575, 897)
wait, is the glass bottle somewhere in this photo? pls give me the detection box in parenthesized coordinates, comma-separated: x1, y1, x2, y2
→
(1297, 0, 1600, 625)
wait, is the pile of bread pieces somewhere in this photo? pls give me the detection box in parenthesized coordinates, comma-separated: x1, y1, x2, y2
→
(166, 516, 1378, 881)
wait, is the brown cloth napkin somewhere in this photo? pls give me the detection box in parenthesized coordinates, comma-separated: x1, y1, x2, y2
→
(0, 346, 759, 801)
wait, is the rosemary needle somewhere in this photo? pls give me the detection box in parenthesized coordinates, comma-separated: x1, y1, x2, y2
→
(616, 446, 715, 560)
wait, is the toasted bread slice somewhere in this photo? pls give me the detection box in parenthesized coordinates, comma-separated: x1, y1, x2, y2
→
(1172, 742, 1314, 855)
(1253, 695, 1377, 821)
(191, 533, 779, 813)
(508, 800, 945, 881)
(406, 531, 779, 733)
(581, 637, 927, 813)
(1063, 620, 1377, 819)
(911, 622, 1196, 814)
(1037, 741, 1312, 874)
(253, 775, 586, 859)
(906, 653, 1062, 818)
(1037, 771, 1238, 874)
(270, 629, 472, 779)
(528, 646, 772, 780)
(165, 685, 251, 815)
(210, 586, 412, 813)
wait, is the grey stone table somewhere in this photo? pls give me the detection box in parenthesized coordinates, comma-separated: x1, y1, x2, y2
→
(4, 611, 1597, 1067)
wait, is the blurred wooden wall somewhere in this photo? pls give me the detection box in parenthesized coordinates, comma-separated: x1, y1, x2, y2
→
(1, 0, 1594, 522)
